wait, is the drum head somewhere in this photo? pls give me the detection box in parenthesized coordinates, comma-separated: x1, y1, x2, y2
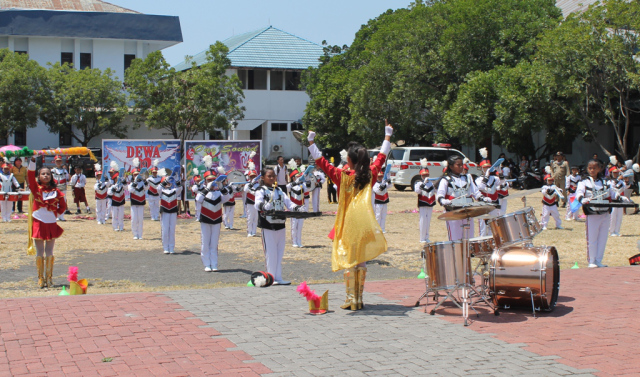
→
(226, 170, 246, 184)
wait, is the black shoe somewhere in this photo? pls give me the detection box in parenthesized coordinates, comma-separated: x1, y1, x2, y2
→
(65, 210, 72, 215)
(76, 209, 81, 214)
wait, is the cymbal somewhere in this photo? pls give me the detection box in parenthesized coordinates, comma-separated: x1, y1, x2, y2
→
(437, 205, 495, 221)
(475, 213, 498, 220)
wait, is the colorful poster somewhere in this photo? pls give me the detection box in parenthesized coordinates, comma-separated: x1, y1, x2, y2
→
(102, 139, 182, 175)
(184, 140, 262, 200)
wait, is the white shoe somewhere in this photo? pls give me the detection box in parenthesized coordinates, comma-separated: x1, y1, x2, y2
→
(164, 250, 170, 254)
(169, 251, 175, 254)
(247, 234, 253, 237)
(273, 280, 291, 285)
(298, 245, 304, 248)
(138, 237, 143, 240)
(382, 231, 387, 234)
(292, 244, 299, 248)
(588, 263, 598, 268)
(133, 236, 139, 240)
(556, 226, 564, 230)
(595, 261, 608, 267)
(204, 267, 212, 272)
(542, 227, 547, 230)
(211, 268, 218, 272)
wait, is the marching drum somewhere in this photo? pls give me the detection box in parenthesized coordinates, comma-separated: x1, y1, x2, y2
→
(226, 170, 247, 184)
(7, 193, 19, 201)
(488, 207, 541, 248)
(18, 191, 30, 201)
(468, 236, 496, 258)
(423, 241, 471, 289)
(490, 245, 559, 312)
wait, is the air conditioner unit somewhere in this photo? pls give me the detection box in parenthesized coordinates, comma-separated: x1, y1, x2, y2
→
(271, 145, 283, 152)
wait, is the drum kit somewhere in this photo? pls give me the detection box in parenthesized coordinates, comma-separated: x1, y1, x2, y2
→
(415, 203, 560, 326)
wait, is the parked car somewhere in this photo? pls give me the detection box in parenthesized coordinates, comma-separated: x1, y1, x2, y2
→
(68, 148, 102, 177)
(387, 146, 482, 191)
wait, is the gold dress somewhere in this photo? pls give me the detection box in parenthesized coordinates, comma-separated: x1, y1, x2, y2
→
(331, 172, 387, 271)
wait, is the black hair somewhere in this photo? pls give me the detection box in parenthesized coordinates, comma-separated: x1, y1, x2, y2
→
(36, 167, 57, 190)
(443, 154, 464, 177)
(347, 141, 371, 191)
(586, 158, 604, 179)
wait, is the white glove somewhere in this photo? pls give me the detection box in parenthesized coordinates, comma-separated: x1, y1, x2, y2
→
(581, 198, 590, 204)
(385, 125, 393, 137)
(621, 196, 630, 202)
(263, 201, 274, 211)
(440, 199, 452, 206)
(308, 131, 316, 142)
(483, 197, 492, 203)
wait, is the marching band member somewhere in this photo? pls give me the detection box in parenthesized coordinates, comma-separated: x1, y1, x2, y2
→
(478, 147, 490, 167)
(540, 174, 564, 230)
(196, 173, 233, 271)
(308, 121, 392, 311)
(104, 165, 116, 222)
(497, 171, 510, 216)
(287, 170, 312, 247)
(576, 159, 624, 268)
(373, 171, 390, 233)
(414, 159, 435, 243)
(218, 167, 240, 230)
(93, 165, 108, 225)
(107, 162, 125, 232)
(244, 166, 260, 237)
(437, 155, 488, 241)
(146, 159, 161, 221)
(311, 169, 326, 212)
(254, 167, 303, 285)
(565, 166, 581, 221)
(70, 165, 90, 214)
(160, 171, 182, 254)
(51, 155, 70, 221)
(241, 151, 257, 219)
(608, 166, 626, 237)
(28, 156, 66, 288)
(0, 162, 20, 222)
(191, 171, 205, 221)
(128, 163, 148, 240)
(475, 162, 500, 236)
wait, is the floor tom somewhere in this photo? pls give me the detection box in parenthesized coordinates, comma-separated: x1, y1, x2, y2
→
(423, 241, 471, 289)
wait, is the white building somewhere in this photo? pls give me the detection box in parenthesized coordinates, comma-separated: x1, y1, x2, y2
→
(0, 0, 182, 149)
(174, 26, 325, 161)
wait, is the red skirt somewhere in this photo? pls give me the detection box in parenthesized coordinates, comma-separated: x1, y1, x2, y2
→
(32, 219, 64, 241)
(73, 187, 87, 204)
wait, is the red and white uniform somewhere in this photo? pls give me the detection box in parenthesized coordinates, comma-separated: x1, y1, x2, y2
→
(70, 173, 88, 206)
(27, 161, 66, 239)
(128, 179, 148, 239)
(414, 179, 435, 243)
(108, 182, 126, 231)
(476, 174, 500, 236)
(540, 184, 562, 229)
(0, 171, 19, 222)
(192, 181, 206, 221)
(222, 185, 243, 229)
(576, 177, 617, 265)
(373, 179, 390, 233)
(94, 179, 109, 224)
(287, 180, 312, 247)
(565, 174, 582, 221)
(436, 174, 482, 241)
(146, 176, 162, 221)
(244, 181, 260, 236)
(51, 167, 69, 220)
(311, 170, 326, 212)
(496, 177, 510, 216)
(160, 183, 182, 253)
(608, 178, 626, 236)
(196, 184, 232, 269)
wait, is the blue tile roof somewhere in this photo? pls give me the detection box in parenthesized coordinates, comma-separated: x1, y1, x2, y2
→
(173, 26, 324, 71)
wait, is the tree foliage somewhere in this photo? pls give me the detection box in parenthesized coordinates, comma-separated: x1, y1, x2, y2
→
(126, 42, 245, 142)
(0, 49, 47, 138)
(39, 63, 129, 147)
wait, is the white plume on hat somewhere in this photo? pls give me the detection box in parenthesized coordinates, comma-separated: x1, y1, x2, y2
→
(253, 275, 267, 287)
(192, 168, 199, 176)
(479, 148, 488, 159)
(420, 158, 428, 168)
(132, 157, 140, 168)
(442, 160, 448, 167)
(287, 158, 298, 171)
(463, 157, 470, 165)
(609, 155, 618, 166)
(545, 166, 551, 174)
(110, 160, 119, 170)
(625, 159, 633, 169)
(337, 164, 344, 169)
(152, 159, 159, 167)
(249, 151, 256, 159)
(217, 166, 226, 175)
(248, 161, 255, 171)
(94, 163, 101, 172)
(203, 155, 213, 169)
(158, 168, 167, 177)
(339, 149, 348, 162)
(633, 163, 640, 173)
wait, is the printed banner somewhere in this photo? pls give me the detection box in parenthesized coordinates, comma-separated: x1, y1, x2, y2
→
(102, 139, 182, 175)
(184, 140, 262, 200)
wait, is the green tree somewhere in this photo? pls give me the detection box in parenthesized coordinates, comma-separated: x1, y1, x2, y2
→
(40, 63, 129, 146)
(126, 42, 245, 142)
(0, 49, 47, 139)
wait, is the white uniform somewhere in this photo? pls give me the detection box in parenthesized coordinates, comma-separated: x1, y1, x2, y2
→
(128, 178, 148, 239)
(192, 181, 207, 221)
(475, 174, 500, 236)
(311, 170, 326, 212)
(436, 174, 483, 241)
(497, 177, 510, 216)
(373, 179, 390, 233)
(160, 183, 182, 253)
(196, 183, 232, 270)
(108, 181, 126, 231)
(540, 185, 562, 229)
(146, 176, 162, 221)
(51, 167, 69, 220)
(414, 179, 436, 243)
(0, 172, 19, 221)
(576, 177, 617, 265)
(287, 180, 312, 247)
(244, 180, 260, 236)
(565, 174, 581, 220)
(254, 186, 299, 284)
(94, 179, 109, 224)
(222, 185, 242, 229)
(609, 178, 626, 236)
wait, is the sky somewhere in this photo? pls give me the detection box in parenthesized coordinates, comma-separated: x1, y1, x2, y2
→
(107, 0, 410, 66)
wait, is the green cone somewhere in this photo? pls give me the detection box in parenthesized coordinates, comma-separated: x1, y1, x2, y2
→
(247, 280, 254, 287)
(59, 286, 70, 296)
(571, 262, 579, 269)
(417, 268, 426, 279)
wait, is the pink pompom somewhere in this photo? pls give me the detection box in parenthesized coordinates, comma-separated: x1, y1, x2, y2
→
(68, 266, 78, 282)
(296, 281, 321, 306)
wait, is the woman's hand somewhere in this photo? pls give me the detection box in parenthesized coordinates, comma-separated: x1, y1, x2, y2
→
(384, 119, 393, 141)
(307, 131, 316, 145)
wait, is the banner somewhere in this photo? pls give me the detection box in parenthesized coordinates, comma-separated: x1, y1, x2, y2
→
(102, 139, 182, 175)
(184, 140, 262, 200)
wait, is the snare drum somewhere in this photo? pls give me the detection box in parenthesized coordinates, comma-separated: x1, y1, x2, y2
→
(488, 207, 541, 248)
(468, 236, 496, 258)
(423, 241, 471, 289)
(18, 191, 30, 201)
(7, 193, 19, 202)
(490, 245, 559, 311)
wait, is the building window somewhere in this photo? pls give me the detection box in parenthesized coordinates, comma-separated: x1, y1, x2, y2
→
(14, 130, 26, 146)
(61, 52, 73, 66)
(59, 131, 73, 146)
(237, 70, 247, 89)
(291, 122, 303, 131)
(80, 53, 91, 70)
(208, 130, 224, 140)
(271, 123, 287, 132)
(270, 71, 283, 90)
(250, 124, 262, 140)
(285, 71, 301, 90)
(14, 50, 27, 55)
(248, 70, 267, 90)
(124, 54, 136, 71)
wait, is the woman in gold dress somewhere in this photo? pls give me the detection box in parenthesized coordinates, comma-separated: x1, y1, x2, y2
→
(307, 121, 393, 310)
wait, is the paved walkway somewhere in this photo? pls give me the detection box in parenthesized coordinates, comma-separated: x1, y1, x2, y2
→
(1, 267, 639, 376)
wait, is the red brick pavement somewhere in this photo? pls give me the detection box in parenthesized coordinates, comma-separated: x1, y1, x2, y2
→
(367, 267, 640, 377)
(0, 293, 271, 377)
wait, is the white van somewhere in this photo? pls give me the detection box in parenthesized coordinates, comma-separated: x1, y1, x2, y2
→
(387, 146, 481, 191)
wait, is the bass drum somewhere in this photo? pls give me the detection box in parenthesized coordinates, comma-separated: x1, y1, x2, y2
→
(490, 245, 559, 311)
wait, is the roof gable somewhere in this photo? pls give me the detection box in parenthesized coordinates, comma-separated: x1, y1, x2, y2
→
(174, 26, 324, 71)
(0, 0, 138, 13)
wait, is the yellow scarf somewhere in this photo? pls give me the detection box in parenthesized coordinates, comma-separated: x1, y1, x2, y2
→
(331, 172, 387, 271)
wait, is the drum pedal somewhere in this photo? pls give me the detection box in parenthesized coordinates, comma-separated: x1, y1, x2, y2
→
(519, 287, 537, 318)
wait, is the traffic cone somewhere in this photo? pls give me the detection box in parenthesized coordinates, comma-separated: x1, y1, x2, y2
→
(247, 280, 254, 287)
(571, 262, 579, 269)
(417, 268, 426, 279)
(58, 286, 70, 296)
